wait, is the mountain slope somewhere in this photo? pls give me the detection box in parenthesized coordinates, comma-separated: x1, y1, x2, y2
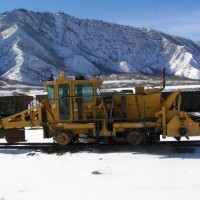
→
(0, 9, 200, 84)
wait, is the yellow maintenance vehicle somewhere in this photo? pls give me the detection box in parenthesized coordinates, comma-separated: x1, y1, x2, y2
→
(0, 70, 200, 145)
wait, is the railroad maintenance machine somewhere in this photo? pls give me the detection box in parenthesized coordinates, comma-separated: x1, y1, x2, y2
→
(0, 69, 200, 146)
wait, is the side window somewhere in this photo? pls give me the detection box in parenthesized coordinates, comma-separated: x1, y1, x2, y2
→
(58, 84, 70, 120)
(75, 84, 94, 102)
(46, 85, 55, 104)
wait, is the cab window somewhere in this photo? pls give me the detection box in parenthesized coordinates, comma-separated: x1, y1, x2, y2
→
(46, 85, 55, 104)
(75, 84, 94, 102)
(59, 84, 70, 120)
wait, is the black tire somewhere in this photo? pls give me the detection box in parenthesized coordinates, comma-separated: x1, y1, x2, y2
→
(126, 130, 144, 145)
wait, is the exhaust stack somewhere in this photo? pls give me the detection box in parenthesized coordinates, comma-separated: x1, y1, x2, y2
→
(161, 67, 166, 90)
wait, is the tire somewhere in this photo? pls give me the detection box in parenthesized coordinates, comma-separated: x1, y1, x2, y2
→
(54, 131, 71, 146)
(126, 130, 144, 145)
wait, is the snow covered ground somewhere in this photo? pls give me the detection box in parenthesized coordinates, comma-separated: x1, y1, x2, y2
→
(0, 129, 200, 200)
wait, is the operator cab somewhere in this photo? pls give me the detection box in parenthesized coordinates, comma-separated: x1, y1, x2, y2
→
(42, 71, 101, 122)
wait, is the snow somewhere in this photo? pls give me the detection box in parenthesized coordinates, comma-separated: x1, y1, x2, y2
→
(118, 61, 131, 72)
(103, 79, 145, 85)
(2, 38, 24, 81)
(0, 129, 200, 200)
(101, 83, 200, 94)
(0, 85, 46, 96)
(54, 14, 65, 44)
(0, 24, 17, 39)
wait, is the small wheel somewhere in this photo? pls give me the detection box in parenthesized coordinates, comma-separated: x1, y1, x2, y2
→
(54, 132, 71, 146)
(127, 131, 143, 145)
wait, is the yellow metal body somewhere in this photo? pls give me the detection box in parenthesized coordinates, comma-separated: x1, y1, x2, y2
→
(0, 105, 42, 128)
(1, 72, 200, 145)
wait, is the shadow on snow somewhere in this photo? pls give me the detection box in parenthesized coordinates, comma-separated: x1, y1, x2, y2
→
(0, 142, 200, 159)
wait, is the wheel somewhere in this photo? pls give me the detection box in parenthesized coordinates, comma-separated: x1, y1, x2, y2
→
(126, 130, 143, 145)
(179, 127, 187, 136)
(174, 137, 181, 142)
(54, 132, 71, 146)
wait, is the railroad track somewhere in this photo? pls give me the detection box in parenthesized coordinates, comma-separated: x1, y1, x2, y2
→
(0, 142, 60, 150)
(0, 141, 200, 154)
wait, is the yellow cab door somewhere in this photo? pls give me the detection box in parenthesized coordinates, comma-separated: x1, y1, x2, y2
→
(73, 82, 96, 121)
(58, 83, 70, 121)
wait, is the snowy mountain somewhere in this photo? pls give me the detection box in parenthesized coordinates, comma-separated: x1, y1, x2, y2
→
(1, 9, 200, 85)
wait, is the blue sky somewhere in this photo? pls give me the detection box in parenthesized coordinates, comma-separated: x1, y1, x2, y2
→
(0, 0, 200, 41)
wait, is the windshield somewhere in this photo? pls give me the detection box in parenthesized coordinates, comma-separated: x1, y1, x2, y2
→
(75, 84, 94, 102)
(46, 85, 55, 104)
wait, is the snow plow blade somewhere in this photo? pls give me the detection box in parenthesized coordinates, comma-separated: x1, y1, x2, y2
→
(0, 128, 25, 143)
